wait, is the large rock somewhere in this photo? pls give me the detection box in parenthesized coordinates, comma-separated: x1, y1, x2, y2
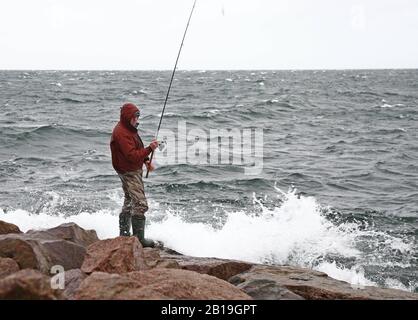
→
(0, 269, 62, 300)
(146, 248, 253, 281)
(81, 237, 147, 274)
(229, 265, 418, 300)
(0, 258, 20, 279)
(0, 222, 98, 274)
(0, 235, 48, 271)
(26, 223, 99, 247)
(39, 239, 87, 271)
(75, 269, 252, 300)
(0, 234, 86, 273)
(0, 220, 22, 235)
(62, 269, 88, 300)
(235, 278, 304, 300)
(143, 248, 180, 269)
(179, 258, 253, 281)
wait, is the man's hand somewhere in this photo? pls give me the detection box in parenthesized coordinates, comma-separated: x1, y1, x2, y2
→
(149, 139, 159, 151)
(145, 160, 155, 172)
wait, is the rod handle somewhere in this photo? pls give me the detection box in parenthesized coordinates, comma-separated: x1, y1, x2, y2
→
(145, 150, 155, 178)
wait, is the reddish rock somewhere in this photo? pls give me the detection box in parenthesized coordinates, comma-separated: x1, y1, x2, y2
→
(0, 258, 20, 279)
(81, 237, 147, 274)
(126, 269, 252, 300)
(75, 272, 151, 300)
(0, 234, 86, 273)
(0, 220, 22, 235)
(0, 269, 62, 300)
(158, 249, 253, 281)
(143, 248, 180, 269)
(229, 265, 418, 300)
(75, 269, 252, 300)
(180, 259, 253, 281)
(236, 278, 304, 300)
(0, 223, 95, 273)
(39, 239, 87, 271)
(143, 248, 161, 268)
(62, 269, 88, 300)
(155, 260, 181, 269)
(0, 235, 46, 271)
(26, 223, 99, 247)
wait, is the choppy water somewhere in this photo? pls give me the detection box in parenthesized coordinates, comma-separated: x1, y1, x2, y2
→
(0, 70, 417, 292)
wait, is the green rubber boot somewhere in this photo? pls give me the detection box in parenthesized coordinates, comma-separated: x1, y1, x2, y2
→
(132, 216, 155, 248)
(119, 212, 131, 237)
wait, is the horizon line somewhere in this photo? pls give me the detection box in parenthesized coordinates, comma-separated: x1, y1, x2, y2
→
(0, 67, 417, 72)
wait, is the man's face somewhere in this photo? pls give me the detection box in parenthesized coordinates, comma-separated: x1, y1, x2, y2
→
(130, 111, 140, 128)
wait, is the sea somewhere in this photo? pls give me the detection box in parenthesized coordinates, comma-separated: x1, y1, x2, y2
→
(0, 69, 417, 292)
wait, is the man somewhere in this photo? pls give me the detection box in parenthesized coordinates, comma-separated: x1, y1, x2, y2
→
(110, 102, 159, 247)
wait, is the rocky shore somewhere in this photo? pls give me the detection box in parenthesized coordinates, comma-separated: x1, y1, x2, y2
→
(0, 220, 416, 300)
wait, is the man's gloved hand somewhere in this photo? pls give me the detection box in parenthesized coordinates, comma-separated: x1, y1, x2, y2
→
(145, 160, 155, 172)
(149, 139, 159, 151)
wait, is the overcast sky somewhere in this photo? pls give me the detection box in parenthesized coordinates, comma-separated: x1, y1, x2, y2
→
(0, 0, 417, 70)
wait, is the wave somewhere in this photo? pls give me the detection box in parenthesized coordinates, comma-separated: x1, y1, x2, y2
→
(156, 180, 223, 192)
(336, 90, 381, 97)
(145, 110, 223, 120)
(61, 97, 84, 104)
(383, 91, 402, 97)
(8, 125, 110, 141)
(255, 100, 297, 109)
(358, 91, 382, 97)
(374, 165, 408, 177)
(152, 177, 272, 193)
(373, 128, 407, 134)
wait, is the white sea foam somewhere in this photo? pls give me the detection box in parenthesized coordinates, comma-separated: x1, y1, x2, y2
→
(381, 103, 393, 108)
(380, 101, 405, 109)
(204, 109, 221, 118)
(0, 207, 118, 239)
(315, 261, 377, 288)
(147, 189, 361, 267)
(384, 278, 417, 292)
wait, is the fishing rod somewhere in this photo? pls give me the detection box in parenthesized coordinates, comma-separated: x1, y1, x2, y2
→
(146, 0, 198, 178)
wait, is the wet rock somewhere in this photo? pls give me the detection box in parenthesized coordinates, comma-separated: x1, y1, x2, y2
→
(26, 223, 99, 247)
(0, 235, 49, 271)
(75, 269, 252, 300)
(179, 259, 253, 281)
(62, 269, 87, 300)
(81, 236, 147, 274)
(0, 258, 20, 279)
(0, 269, 62, 300)
(143, 248, 161, 268)
(0, 220, 22, 235)
(229, 265, 418, 300)
(39, 239, 87, 271)
(0, 234, 86, 273)
(157, 250, 253, 281)
(235, 278, 304, 300)
(156, 260, 181, 269)
(143, 248, 180, 269)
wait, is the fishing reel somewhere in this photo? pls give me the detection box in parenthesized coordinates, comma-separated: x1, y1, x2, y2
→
(158, 140, 167, 152)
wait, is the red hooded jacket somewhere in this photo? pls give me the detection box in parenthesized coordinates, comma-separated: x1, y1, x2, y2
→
(110, 103, 152, 174)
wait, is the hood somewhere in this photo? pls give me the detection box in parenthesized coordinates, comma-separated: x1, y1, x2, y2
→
(120, 103, 139, 130)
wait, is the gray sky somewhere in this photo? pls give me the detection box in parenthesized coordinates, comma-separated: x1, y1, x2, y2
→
(1, 0, 417, 70)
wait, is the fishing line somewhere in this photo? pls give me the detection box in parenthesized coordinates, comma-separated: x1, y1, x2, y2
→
(146, 0, 198, 178)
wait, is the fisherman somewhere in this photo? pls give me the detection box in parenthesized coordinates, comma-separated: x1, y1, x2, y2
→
(110, 102, 159, 247)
